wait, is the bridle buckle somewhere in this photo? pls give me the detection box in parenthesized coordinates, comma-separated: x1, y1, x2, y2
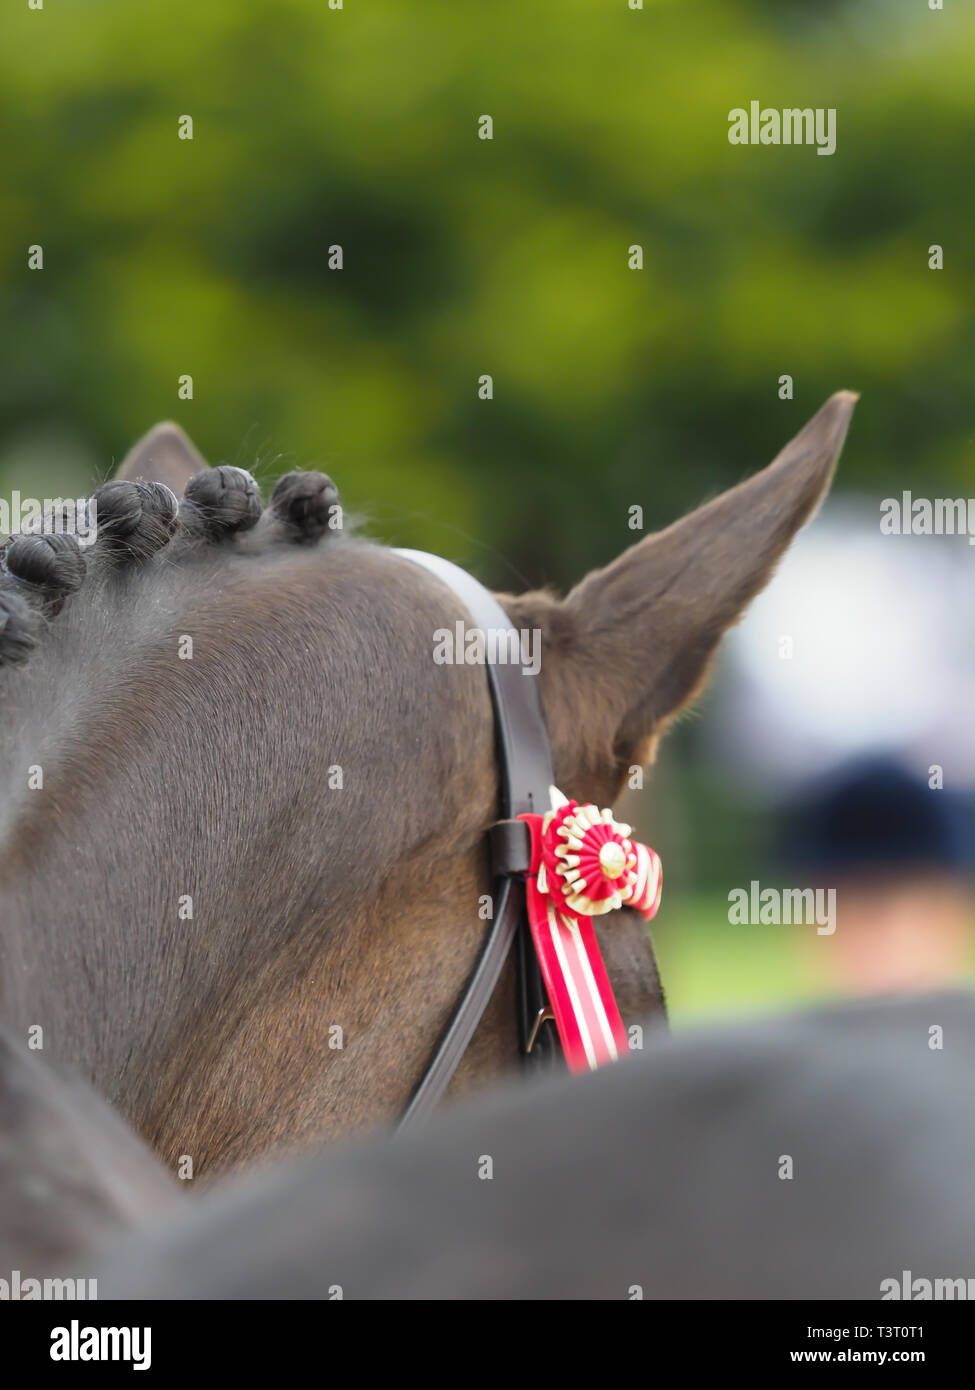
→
(525, 1005, 556, 1054)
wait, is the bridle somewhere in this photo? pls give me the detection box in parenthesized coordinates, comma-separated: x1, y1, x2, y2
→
(396, 550, 663, 1129)
(395, 549, 560, 1127)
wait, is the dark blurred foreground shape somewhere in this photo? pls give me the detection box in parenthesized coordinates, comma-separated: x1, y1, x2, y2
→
(0, 1024, 175, 1272)
(784, 757, 975, 996)
(90, 990, 975, 1300)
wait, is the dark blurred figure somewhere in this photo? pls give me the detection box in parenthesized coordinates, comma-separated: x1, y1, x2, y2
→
(784, 757, 974, 995)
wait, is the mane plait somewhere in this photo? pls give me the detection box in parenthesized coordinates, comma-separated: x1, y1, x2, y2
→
(3, 532, 87, 600)
(91, 479, 180, 562)
(0, 531, 87, 655)
(269, 470, 341, 543)
(0, 456, 344, 670)
(181, 465, 264, 539)
(0, 587, 40, 666)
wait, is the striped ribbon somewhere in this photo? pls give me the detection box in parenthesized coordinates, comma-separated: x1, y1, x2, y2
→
(519, 790, 662, 1073)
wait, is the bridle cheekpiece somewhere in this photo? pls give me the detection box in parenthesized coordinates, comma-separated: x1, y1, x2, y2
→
(395, 549, 663, 1126)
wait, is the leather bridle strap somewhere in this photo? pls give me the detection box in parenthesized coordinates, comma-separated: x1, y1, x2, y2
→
(394, 548, 558, 1130)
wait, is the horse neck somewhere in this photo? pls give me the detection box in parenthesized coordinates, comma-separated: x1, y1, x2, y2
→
(0, 549, 507, 1171)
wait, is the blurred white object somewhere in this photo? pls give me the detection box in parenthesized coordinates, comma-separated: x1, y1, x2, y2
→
(710, 497, 975, 791)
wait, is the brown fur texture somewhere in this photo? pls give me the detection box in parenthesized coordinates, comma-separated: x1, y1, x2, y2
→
(0, 393, 857, 1177)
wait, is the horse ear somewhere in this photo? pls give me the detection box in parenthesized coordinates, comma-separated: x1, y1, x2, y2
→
(115, 422, 208, 497)
(507, 392, 858, 801)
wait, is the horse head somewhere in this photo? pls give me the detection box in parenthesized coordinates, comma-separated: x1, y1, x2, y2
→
(0, 392, 856, 1174)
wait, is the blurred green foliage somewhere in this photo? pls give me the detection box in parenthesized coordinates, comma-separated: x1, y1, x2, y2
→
(2, 0, 973, 592)
(654, 894, 975, 1021)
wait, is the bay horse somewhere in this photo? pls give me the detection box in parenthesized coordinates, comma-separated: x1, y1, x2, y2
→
(0, 392, 857, 1178)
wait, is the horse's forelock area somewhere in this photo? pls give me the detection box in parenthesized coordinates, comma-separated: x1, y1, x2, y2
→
(0, 536, 500, 1169)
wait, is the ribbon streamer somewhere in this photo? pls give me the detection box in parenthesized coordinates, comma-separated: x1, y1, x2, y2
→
(519, 788, 662, 1073)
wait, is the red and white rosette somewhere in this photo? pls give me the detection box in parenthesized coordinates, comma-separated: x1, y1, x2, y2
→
(519, 787, 662, 1074)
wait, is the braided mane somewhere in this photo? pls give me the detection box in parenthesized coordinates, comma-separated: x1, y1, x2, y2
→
(0, 465, 343, 670)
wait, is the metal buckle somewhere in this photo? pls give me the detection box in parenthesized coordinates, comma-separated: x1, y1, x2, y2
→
(525, 1005, 555, 1054)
